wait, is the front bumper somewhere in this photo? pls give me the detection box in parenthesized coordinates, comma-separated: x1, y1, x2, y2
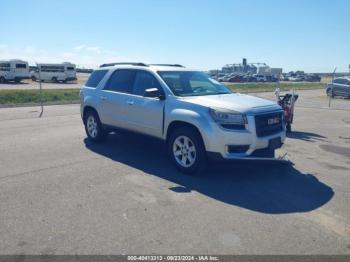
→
(201, 113, 286, 160)
(207, 151, 290, 163)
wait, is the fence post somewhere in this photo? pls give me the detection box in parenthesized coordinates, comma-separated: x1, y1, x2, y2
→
(36, 62, 44, 117)
(328, 67, 336, 108)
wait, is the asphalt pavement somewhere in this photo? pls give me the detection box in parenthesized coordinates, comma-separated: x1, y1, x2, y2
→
(0, 91, 349, 254)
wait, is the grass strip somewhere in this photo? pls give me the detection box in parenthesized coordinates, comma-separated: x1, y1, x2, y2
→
(0, 89, 80, 106)
(0, 82, 325, 106)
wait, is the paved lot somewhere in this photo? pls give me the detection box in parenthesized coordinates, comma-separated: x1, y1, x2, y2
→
(0, 92, 349, 254)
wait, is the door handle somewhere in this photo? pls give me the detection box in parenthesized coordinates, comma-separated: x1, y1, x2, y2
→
(127, 100, 134, 105)
(100, 96, 107, 101)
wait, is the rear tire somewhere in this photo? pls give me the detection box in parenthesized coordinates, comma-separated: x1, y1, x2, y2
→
(31, 76, 37, 81)
(168, 126, 207, 175)
(286, 124, 292, 133)
(0, 76, 6, 83)
(52, 77, 58, 83)
(84, 110, 107, 143)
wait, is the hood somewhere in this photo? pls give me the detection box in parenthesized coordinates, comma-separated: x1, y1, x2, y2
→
(180, 93, 281, 114)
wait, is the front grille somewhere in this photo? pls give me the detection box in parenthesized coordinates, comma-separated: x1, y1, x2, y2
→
(220, 124, 245, 130)
(255, 111, 283, 137)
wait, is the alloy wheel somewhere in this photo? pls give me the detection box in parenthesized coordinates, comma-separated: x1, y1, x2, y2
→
(173, 135, 197, 167)
(87, 115, 98, 138)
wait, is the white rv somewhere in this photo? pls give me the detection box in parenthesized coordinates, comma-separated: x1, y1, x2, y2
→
(30, 62, 77, 83)
(0, 60, 30, 83)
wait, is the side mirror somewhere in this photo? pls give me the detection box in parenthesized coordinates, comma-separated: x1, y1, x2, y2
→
(144, 88, 165, 100)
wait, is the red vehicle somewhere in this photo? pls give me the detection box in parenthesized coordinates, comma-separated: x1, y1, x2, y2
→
(275, 89, 298, 132)
(228, 75, 242, 82)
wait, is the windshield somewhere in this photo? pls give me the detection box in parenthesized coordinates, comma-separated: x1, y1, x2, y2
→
(158, 71, 232, 97)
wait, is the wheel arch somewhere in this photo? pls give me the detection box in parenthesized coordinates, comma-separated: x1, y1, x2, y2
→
(82, 105, 98, 121)
(166, 120, 206, 149)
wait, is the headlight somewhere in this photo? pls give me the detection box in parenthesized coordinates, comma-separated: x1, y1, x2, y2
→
(209, 108, 247, 130)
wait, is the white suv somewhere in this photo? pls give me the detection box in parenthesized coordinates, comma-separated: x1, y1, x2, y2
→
(80, 63, 285, 174)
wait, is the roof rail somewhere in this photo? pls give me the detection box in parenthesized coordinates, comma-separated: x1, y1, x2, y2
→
(149, 64, 185, 68)
(99, 62, 148, 68)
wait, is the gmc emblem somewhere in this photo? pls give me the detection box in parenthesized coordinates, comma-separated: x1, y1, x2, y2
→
(267, 117, 280, 125)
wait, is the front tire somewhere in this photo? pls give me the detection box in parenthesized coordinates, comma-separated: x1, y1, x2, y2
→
(168, 127, 207, 174)
(52, 77, 58, 83)
(0, 76, 6, 83)
(84, 110, 107, 142)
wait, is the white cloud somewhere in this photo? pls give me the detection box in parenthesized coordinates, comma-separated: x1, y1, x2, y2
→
(73, 45, 86, 51)
(73, 45, 101, 54)
(24, 46, 36, 53)
(85, 46, 101, 54)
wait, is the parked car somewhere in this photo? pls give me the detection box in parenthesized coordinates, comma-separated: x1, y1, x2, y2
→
(265, 75, 278, 82)
(80, 63, 286, 174)
(213, 73, 226, 81)
(242, 75, 255, 82)
(294, 75, 305, 82)
(255, 75, 266, 82)
(228, 75, 242, 82)
(217, 74, 229, 82)
(326, 77, 350, 98)
(281, 74, 290, 81)
(305, 74, 321, 82)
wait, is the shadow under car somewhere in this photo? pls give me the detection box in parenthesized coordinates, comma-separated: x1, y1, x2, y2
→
(84, 132, 334, 214)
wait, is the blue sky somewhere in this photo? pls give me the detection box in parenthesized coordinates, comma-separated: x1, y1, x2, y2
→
(1, 0, 349, 72)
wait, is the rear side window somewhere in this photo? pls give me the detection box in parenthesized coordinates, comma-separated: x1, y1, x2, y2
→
(0, 63, 10, 71)
(104, 69, 136, 94)
(334, 78, 348, 85)
(133, 70, 162, 96)
(85, 70, 108, 88)
(16, 64, 27, 69)
(40, 66, 65, 72)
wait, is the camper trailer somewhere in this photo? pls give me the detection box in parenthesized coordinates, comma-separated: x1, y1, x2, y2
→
(0, 60, 30, 83)
(30, 62, 77, 83)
